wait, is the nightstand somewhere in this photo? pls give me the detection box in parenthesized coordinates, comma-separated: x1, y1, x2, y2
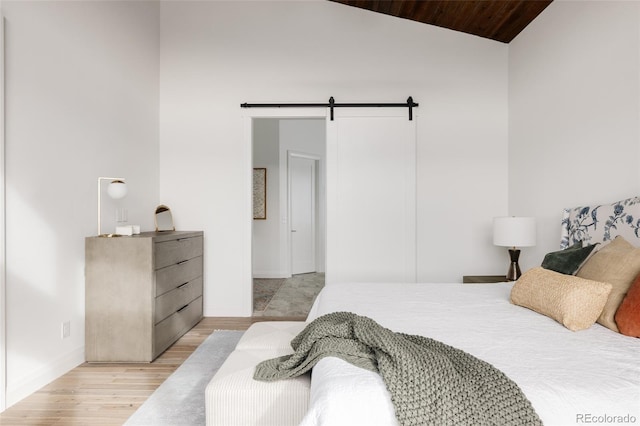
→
(462, 275, 508, 284)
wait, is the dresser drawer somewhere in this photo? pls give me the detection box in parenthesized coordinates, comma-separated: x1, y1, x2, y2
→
(154, 277, 203, 324)
(155, 236, 203, 269)
(156, 256, 203, 297)
(154, 296, 203, 357)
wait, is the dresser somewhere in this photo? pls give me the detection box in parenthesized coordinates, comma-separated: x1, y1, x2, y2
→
(85, 231, 204, 362)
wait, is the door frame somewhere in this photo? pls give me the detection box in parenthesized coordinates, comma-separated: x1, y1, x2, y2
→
(0, 13, 7, 411)
(243, 108, 327, 313)
(287, 151, 321, 276)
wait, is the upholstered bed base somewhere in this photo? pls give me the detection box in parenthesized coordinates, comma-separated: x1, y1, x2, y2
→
(205, 321, 309, 426)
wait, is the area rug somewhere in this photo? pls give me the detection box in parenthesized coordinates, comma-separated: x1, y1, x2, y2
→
(124, 330, 243, 426)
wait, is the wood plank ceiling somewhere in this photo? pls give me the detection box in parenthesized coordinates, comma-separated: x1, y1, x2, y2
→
(328, 0, 553, 43)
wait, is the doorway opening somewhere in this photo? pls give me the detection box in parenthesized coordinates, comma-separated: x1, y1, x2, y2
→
(251, 117, 326, 318)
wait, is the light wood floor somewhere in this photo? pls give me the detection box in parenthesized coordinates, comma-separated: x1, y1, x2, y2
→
(0, 316, 304, 426)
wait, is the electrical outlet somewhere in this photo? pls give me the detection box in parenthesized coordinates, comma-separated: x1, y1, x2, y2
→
(62, 321, 70, 339)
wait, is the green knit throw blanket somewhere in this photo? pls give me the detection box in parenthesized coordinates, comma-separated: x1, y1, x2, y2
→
(254, 312, 542, 426)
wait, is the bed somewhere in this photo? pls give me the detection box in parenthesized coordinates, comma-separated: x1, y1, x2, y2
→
(297, 197, 640, 426)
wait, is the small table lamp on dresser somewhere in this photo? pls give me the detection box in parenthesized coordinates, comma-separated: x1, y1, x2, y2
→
(97, 177, 127, 236)
(493, 216, 536, 281)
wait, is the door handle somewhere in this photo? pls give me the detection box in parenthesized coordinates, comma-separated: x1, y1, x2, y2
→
(291, 230, 297, 232)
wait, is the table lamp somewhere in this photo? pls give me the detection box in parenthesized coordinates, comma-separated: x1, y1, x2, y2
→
(493, 216, 536, 281)
(97, 177, 127, 236)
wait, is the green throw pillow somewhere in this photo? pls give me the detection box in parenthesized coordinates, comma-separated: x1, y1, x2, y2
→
(541, 242, 597, 275)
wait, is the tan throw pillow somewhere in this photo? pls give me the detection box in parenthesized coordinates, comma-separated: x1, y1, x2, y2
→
(511, 267, 612, 331)
(576, 236, 640, 332)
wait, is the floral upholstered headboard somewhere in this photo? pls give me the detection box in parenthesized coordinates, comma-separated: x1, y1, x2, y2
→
(561, 196, 640, 249)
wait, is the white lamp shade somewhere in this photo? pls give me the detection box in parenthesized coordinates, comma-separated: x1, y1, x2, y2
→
(493, 216, 536, 247)
(107, 180, 127, 199)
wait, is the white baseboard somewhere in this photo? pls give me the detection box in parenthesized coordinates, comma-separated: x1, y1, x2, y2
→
(252, 271, 289, 279)
(5, 345, 85, 409)
(203, 301, 252, 317)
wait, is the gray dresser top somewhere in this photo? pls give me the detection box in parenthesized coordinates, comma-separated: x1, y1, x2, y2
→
(87, 230, 203, 243)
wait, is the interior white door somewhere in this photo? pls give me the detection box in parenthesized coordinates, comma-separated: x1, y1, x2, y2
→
(326, 108, 416, 284)
(290, 155, 316, 275)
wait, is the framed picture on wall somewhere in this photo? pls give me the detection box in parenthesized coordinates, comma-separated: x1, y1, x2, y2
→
(253, 168, 267, 220)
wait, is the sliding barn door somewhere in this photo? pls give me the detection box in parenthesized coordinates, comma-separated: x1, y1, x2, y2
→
(326, 109, 416, 284)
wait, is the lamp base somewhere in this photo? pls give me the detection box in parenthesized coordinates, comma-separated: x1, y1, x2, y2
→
(506, 248, 522, 281)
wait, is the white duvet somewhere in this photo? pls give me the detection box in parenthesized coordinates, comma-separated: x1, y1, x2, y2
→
(301, 282, 640, 426)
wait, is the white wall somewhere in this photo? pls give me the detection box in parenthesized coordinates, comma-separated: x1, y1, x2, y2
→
(509, 1, 640, 271)
(3, 0, 160, 406)
(159, 0, 509, 316)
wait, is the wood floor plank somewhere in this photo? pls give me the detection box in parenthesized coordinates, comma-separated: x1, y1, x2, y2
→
(0, 317, 295, 426)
